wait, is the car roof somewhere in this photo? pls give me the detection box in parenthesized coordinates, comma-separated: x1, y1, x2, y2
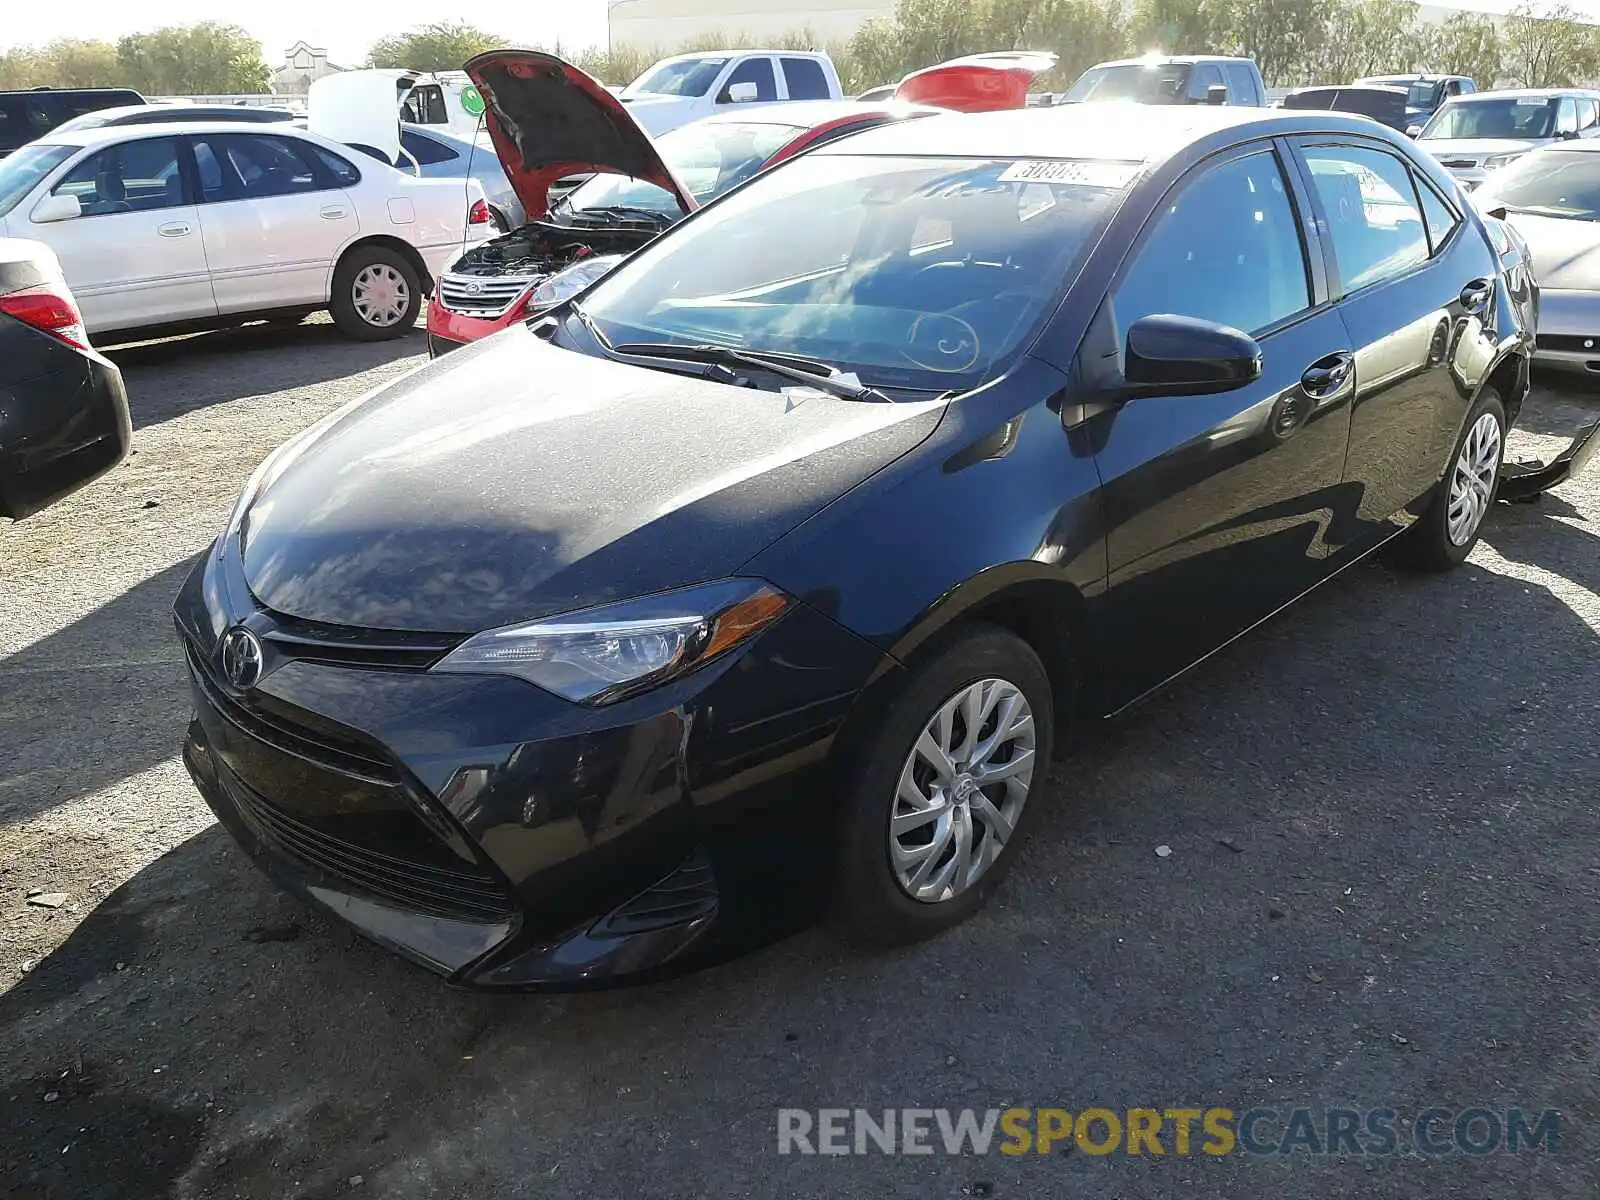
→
(89, 103, 293, 123)
(30, 120, 332, 149)
(1446, 87, 1600, 100)
(1091, 55, 1254, 68)
(647, 49, 826, 65)
(814, 103, 1382, 163)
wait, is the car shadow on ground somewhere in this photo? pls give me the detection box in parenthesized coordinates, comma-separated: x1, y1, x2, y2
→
(105, 321, 428, 431)
(0, 559, 197, 826)
(2, 502, 1597, 1200)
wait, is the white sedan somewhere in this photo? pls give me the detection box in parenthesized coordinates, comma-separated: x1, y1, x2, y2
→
(0, 122, 493, 341)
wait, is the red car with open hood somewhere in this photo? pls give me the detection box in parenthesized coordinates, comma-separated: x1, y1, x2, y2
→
(426, 50, 1056, 356)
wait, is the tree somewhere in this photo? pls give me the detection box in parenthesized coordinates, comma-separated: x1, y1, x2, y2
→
(1427, 12, 1502, 87)
(1320, 0, 1425, 84)
(45, 39, 123, 89)
(0, 47, 50, 90)
(368, 22, 506, 72)
(1129, 0, 1226, 57)
(1503, 2, 1598, 87)
(1214, 0, 1332, 85)
(115, 24, 270, 94)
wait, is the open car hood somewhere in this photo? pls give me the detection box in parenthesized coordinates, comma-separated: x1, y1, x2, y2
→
(464, 50, 695, 221)
(308, 68, 425, 167)
(893, 52, 1057, 112)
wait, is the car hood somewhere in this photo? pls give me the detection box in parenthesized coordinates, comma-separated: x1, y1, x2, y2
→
(1420, 137, 1544, 160)
(464, 50, 695, 221)
(1495, 211, 1600, 289)
(238, 330, 947, 633)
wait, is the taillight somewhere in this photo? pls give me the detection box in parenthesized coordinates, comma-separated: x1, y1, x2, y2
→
(468, 199, 490, 225)
(0, 285, 89, 350)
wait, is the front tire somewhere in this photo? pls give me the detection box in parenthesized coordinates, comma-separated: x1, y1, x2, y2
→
(1396, 387, 1506, 571)
(834, 625, 1054, 948)
(330, 246, 422, 341)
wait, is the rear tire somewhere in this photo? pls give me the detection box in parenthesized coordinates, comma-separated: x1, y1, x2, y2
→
(1395, 387, 1506, 572)
(330, 246, 422, 341)
(833, 625, 1054, 948)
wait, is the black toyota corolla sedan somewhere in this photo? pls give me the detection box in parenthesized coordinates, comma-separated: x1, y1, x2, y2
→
(176, 104, 1574, 990)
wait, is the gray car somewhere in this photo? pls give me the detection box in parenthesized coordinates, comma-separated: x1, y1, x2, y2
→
(1476, 138, 1600, 374)
(399, 125, 523, 230)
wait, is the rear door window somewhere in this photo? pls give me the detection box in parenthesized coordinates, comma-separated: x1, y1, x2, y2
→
(1223, 63, 1258, 105)
(401, 129, 459, 165)
(1556, 98, 1579, 136)
(1302, 145, 1429, 293)
(189, 133, 328, 200)
(782, 58, 832, 100)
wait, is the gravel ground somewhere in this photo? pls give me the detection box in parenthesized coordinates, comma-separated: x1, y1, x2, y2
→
(1, 316, 1597, 1199)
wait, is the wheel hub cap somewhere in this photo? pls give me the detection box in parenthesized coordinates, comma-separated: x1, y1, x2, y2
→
(353, 264, 410, 328)
(1447, 411, 1502, 547)
(889, 677, 1037, 904)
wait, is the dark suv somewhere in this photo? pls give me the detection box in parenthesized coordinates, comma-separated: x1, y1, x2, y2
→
(1065, 56, 1267, 107)
(0, 88, 145, 157)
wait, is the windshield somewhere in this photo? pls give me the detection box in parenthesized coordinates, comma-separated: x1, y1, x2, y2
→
(1476, 149, 1600, 219)
(562, 120, 803, 216)
(0, 143, 74, 217)
(1065, 63, 1189, 104)
(624, 57, 728, 98)
(1421, 97, 1555, 141)
(574, 153, 1135, 392)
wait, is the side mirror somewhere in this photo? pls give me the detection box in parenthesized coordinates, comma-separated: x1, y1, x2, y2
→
(726, 81, 759, 103)
(1205, 84, 1228, 106)
(1406, 124, 1423, 138)
(1558, 128, 1580, 140)
(30, 192, 81, 223)
(1124, 313, 1262, 396)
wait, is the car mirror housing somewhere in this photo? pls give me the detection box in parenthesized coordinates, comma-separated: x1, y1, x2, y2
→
(727, 82, 760, 103)
(1205, 84, 1228, 106)
(1406, 124, 1423, 138)
(1123, 313, 1262, 397)
(30, 193, 82, 224)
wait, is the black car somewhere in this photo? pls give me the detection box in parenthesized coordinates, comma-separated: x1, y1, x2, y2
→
(1, 238, 131, 519)
(0, 88, 145, 157)
(177, 105, 1568, 990)
(1281, 84, 1410, 133)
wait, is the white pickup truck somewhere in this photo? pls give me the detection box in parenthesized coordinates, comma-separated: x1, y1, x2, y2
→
(617, 51, 845, 136)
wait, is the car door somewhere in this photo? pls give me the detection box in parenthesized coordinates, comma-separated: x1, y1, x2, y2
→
(716, 57, 779, 106)
(28, 134, 214, 334)
(1083, 142, 1357, 707)
(1186, 62, 1226, 104)
(1291, 137, 1499, 543)
(188, 131, 359, 314)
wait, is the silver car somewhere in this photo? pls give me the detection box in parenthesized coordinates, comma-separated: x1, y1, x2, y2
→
(1476, 138, 1600, 374)
(399, 125, 523, 230)
(1415, 88, 1600, 188)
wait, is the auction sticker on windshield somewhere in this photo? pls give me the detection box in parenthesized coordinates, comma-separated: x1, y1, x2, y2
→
(999, 160, 1141, 188)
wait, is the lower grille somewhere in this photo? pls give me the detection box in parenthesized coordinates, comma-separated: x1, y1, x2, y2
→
(222, 764, 516, 922)
(1537, 333, 1600, 354)
(437, 273, 536, 318)
(1440, 158, 1478, 170)
(591, 851, 717, 938)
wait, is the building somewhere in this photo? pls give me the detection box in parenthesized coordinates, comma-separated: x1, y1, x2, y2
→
(271, 41, 348, 96)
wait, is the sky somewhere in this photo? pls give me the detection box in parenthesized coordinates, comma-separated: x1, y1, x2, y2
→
(1, 0, 607, 63)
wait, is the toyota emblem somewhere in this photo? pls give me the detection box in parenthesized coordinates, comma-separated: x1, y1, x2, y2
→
(220, 627, 264, 690)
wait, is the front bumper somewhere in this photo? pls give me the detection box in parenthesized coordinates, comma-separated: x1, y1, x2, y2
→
(173, 542, 889, 989)
(424, 300, 522, 357)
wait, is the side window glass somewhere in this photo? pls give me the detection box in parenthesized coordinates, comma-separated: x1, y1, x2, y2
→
(718, 58, 778, 103)
(214, 134, 324, 198)
(782, 58, 831, 101)
(306, 144, 362, 186)
(401, 85, 448, 125)
(1304, 146, 1428, 293)
(1582, 99, 1600, 131)
(1414, 175, 1460, 254)
(1188, 64, 1224, 102)
(51, 137, 186, 215)
(1556, 98, 1578, 135)
(400, 130, 458, 165)
(1113, 150, 1309, 338)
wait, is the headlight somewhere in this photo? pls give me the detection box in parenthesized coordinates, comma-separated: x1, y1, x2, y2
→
(527, 254, 626, 311)
(431, 579, 791, 704)
(1483, 153, 1524, 171)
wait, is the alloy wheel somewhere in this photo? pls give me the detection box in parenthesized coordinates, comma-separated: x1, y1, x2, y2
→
(1447, 410, 1502, 546)
(352, 263, 411, 328)
(889, 677, 1037, 904)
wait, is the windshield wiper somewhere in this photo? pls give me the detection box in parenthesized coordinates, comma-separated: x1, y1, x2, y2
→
(612, 342, 895, 402)
(567, 205, 676, 226)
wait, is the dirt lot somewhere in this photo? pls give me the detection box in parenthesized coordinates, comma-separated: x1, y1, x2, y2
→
(2, 317, 1597, 1199)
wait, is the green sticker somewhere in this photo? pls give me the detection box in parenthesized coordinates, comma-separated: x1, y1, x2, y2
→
(461, 85, 485, 117)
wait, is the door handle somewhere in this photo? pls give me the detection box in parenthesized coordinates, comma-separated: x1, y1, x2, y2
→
(157, 221, 191, 237)
(319, 206, 348, 219)
(1300, 350, 1354, 399)
(1459, 276, 1494, 315)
